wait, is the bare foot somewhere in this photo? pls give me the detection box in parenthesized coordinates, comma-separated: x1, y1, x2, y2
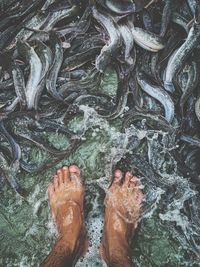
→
(100, 170, 143, 267)
(48, 165, 87, 256)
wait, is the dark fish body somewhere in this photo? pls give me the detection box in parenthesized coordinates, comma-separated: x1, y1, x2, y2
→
(97, 0, 144, 14)
(42, 4, 79, 31)
(0, 79, 13, 90)
(17, 41, 43, 110)
(195, 96, 200, 122)
(0, 152, 26, 196)
(0, 121, 21, 163)
(186, 0, 196, 15)
(46, 32, 63, 101)
(117, 153, 158, 184)
(137, 72, 174, 123)
(142, 9, 153, 32)
(180, 135, 200, 148)
(92, 6, 121, 72)
(160, 0, 173, 37)
(63, 47, 102, 71)
(164, 23, 200, 92)
(179, 61, 199, 115)
(12, 60, 27, 108)
(130, 26, 165, 52)
(172, 12, 190, 33)
(118, 23, 134, 65)
(123, 108, 174, 133)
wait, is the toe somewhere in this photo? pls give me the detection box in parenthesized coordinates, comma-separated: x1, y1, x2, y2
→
(63, 166, 70, 183)
(130, 176, 139, 188)
(57, 169, 64, 184)
(124, 171, 133, 186)
(48, 183, 54, 198)
(69, 164, 80, 175)
(136, 190, 144, 204)
(112, 169, 123, 185)
(53, 175, 59, 190)
(69, 164, 82, 184)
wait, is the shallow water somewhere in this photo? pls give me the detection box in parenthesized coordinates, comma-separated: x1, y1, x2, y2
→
(0, 68, 200, 267)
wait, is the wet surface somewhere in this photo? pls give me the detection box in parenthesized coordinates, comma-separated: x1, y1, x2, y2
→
(0, 68, 200, 267)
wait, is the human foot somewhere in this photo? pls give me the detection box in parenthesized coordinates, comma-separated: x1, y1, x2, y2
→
(48, 165, 87, 255)
(100, 170, 144, 267)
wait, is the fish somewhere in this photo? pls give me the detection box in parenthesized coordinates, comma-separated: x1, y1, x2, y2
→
(128, 18, 165, 52)
(42, 4, 79, 31)
(46, 32, 64, 101)
(62, 47, 102, 71)
(172, 12, 190, 33)
(137, 71, 175, 123)
(195, 96, 200, 122)
(178, 61, 199, 115)
(92, 6, 121, 72)
(186, 0, 196, 15)
(164, 22, 200, 92)
(58, 70, 100, 97)
(123, 108, 174, 133)
(0, 121, 21, 164)
(118, 23, 134, 65)
(142, 8, 154, 32)
(97, 0, 144, 14)
(116, 152, 158, 184)
(0, 152, 26, 196)
(180, 134, 200, 148)
(17, 40, 43, 110)
(12, 60, 27, 109)
(160, 0, 174, 37)
(0, 79, 13, 90)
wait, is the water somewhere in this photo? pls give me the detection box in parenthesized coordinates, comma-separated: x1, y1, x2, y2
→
(0, 69, 200, 267)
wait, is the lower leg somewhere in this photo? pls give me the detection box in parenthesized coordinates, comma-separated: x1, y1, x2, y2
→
(41, 237, 76, 267)
(41, 165, 87, 267)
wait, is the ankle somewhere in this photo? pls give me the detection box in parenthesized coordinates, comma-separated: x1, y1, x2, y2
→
(103, 213, 134, 267)
(108, 247, 134, 267)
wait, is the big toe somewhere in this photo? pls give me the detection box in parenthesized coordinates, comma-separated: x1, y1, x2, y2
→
(69, 164, 82, 184)
(112, 169, 123, 185)
(62, 166, 70, 183)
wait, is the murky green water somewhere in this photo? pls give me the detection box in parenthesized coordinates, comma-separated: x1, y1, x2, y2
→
(0, 68, 199, 267)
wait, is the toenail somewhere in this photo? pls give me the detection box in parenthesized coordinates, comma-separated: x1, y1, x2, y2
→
(63, 166, 68, 170)
(127, 172, 132, 176)
(115, 170, 122, 176)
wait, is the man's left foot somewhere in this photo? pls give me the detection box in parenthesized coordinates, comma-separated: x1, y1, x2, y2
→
(100, 170, 144, 267)
(48, 165, 87, 255)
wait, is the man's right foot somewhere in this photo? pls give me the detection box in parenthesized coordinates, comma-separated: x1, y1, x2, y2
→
(100, 170, 144, 267)
(48, 165, 87, 257)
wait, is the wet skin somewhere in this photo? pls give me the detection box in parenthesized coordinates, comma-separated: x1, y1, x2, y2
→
(100, 170, 143, 267)
(41, 166, 143, 267)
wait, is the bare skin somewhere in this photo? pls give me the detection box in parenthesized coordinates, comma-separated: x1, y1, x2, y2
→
(40, 165, 87, 267)
(41, 166, 143, 267)
(100, 170, 143, 267)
